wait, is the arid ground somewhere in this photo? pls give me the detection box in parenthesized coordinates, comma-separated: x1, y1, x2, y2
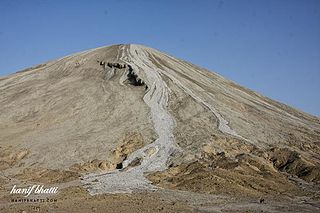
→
(0, 44, 319, 212)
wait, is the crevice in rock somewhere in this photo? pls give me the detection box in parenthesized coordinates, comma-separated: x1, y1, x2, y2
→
(116, 162, 123, 170)
(127, 65, 145, 86)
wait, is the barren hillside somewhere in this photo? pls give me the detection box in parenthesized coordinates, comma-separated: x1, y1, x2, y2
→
(1, 44, 319, 212)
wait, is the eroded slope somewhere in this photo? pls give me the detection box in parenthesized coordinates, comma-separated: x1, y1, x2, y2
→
(1, 44, 320, 207)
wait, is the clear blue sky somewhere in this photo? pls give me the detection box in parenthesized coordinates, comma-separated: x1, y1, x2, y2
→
(0, 0, 319, 116)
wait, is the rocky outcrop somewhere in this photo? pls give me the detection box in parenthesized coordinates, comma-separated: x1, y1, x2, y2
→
(267, 147, 320, 183)
(107, 62, 126, 69)
(97, 61, 126, 69)
(127, 65, 145, 86)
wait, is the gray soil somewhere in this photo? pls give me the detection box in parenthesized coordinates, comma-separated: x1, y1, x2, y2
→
(0, 44, 320, 212)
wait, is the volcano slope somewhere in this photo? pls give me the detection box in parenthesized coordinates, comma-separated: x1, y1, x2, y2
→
(0, 44, 320, 212)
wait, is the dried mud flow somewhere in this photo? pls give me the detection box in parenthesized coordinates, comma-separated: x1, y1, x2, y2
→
(0, 44, 320, 212)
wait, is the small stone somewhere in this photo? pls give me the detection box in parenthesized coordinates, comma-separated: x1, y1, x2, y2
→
(259, 198, 265, 204)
